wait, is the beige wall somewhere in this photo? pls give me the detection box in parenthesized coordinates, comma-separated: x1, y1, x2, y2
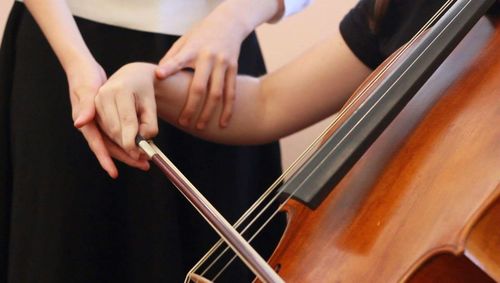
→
(0, 0, 13, 42)
(0, 0, 357, 170)
(257, 0, 356, 169)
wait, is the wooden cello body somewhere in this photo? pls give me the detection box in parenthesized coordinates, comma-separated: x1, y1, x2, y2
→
(181, 2, 500, 282)
(266, 13, 500, 283)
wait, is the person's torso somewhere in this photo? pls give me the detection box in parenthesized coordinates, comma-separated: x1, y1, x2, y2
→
(16, 0, 224, 35)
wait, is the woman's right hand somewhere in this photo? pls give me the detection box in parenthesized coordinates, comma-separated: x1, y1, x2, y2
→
(94, 62, 160, 162)
(66, 59, 150, 178)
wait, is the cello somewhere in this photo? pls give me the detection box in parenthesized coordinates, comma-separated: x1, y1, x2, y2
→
(141, 0, 500, 281)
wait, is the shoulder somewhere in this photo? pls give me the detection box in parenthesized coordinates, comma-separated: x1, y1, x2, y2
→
(339, 0, 449, 69)
(339, 0, 381, 69)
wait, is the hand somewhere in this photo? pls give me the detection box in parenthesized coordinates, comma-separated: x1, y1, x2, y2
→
(95, 63, 159, 161)
(66, 58, 106, 128)
(66, 60, 149, 178)
(155, 4, 250, 130)
(79, 123, 150, 178)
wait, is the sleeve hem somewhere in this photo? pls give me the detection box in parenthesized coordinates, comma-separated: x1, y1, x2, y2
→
(339, 4, 383, 70)
(282, 0, 311, 18)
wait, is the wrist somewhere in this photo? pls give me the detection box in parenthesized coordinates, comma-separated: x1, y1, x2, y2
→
(64, 52, 98, 78)
(154, 71, 192, 122)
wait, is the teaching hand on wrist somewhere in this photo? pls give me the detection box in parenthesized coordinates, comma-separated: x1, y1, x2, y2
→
(155, 4, 248, 130)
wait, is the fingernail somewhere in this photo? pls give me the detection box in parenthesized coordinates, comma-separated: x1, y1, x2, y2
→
(196, 122, 205, 130)
(156, 69, 165, 77)
(109, 171, 118, 179)
(179, 118, 189, 127)
(74, 116, 82, 127)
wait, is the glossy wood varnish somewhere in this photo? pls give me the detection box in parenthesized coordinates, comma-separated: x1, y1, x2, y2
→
(267, 17, 500, 282)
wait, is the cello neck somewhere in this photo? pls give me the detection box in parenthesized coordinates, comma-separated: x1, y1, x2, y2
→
(278, 0, 495, 209)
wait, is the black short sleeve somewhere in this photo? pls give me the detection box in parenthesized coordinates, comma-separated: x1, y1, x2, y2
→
(339, 0, 382, 70)
(340, 0, 448, 70)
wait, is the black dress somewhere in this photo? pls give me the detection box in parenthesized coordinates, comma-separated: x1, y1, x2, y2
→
(0, 3, 282, 282)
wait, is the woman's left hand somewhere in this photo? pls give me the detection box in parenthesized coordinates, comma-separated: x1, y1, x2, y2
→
(155, 0, 287, 130)
(155, 8, 247, 130)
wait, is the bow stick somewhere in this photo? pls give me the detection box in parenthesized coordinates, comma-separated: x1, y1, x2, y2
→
(136, 136, 283, 283)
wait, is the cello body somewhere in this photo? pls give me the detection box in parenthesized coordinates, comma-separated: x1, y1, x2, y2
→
(266, 15, 500, 282)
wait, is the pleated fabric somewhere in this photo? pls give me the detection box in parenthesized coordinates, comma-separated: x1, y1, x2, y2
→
(0, 3, 282, 282)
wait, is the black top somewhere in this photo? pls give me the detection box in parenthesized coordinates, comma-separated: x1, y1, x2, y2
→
(340, 0, 448, 69)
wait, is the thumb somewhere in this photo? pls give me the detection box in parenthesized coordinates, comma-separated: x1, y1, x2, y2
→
(138, 112, 159, 140)
(139, 122, 159, 140)
(156, 50, 192, 79)
(156, 58, 183, 79)
(74, 94, 96, 128)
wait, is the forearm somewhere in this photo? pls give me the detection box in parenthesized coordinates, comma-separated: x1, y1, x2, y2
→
(155, 72, 281, 145)
(24, 0, 95, 74)
(154, 32, 371, 145)
(155, 68, 342, 145)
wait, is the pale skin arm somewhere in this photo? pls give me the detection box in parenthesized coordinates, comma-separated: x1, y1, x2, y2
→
(95, 30, 371, 154)
(23, 0, 290, 177)
(155, 0, 286, 129)
(23, 0, 149, 177)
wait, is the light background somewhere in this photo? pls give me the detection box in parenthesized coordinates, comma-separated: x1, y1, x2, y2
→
(0, 0, 357, 169)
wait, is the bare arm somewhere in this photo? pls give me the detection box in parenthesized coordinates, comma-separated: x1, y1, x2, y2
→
(95, 29, 371, 150)
(23, 0, 94, 74)
(155, 0, 302, 129)
(157, 30, 371, 144)
(23, 0, 149, 177)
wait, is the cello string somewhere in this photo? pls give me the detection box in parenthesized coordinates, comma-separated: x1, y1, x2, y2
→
(221, 0, 456, 241)
(272, 0, 459, 211)
(191, 0, 455, 279)
(189, 0, 456, 280)
(194, 0, 455, 278)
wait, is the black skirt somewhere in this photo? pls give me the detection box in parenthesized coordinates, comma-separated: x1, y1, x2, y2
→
(0, 3, 282, 282)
